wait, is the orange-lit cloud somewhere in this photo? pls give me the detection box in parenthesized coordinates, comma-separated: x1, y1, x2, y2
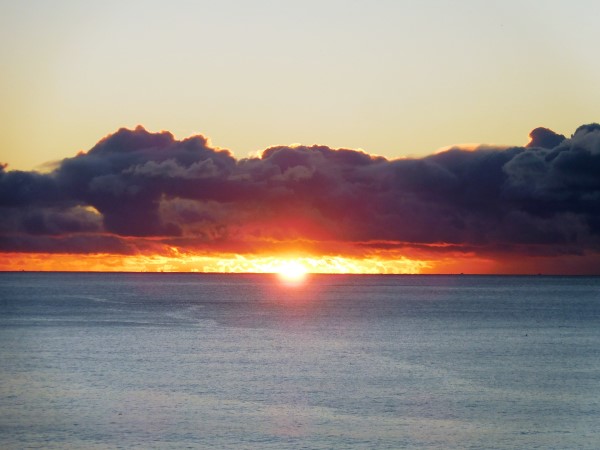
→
(1, 123, 600, 274)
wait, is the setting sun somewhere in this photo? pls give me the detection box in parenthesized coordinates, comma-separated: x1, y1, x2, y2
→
(276, 260, 308, 283)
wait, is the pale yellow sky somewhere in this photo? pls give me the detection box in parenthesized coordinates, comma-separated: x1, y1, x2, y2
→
(1, 0, 599, 170)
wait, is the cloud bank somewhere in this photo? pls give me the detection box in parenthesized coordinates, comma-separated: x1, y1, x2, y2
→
(2, 123, 600, 273)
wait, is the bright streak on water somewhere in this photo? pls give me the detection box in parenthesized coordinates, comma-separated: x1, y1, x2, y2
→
(0, 273, 599, 449)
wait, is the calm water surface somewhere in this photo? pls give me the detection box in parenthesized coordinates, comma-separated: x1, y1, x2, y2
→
(1, 273, 599, 449)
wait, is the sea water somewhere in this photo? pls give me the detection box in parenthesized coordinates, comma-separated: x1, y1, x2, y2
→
(0, 273, 599, 449)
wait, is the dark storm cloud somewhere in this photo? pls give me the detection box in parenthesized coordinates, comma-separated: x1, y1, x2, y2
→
(52, 126, 237, 236)
(0, 233, 134, 254)
(526, 127, 566, 149)
(7, 206, 102, 236)
(2, 123, 600, 259)
(0, 165, 63, 206)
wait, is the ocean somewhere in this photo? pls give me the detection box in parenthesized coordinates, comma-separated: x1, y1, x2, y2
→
(0, 273, 599, 449)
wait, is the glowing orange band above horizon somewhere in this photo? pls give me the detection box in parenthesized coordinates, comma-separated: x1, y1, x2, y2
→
(0, 252, 437, 274)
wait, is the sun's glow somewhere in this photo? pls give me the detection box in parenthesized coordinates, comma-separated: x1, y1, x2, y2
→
(275, 260, 308, 283)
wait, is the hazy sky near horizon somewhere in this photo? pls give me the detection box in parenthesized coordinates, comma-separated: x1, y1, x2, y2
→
(1, 0, 599, 170)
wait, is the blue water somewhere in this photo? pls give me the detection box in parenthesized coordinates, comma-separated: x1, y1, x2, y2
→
(1, 273, 599, 449)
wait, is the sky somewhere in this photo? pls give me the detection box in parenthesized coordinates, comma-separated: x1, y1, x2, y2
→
(1, 0, 599, 273)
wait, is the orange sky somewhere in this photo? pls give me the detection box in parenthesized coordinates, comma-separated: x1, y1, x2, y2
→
(2, 249, 599, 276)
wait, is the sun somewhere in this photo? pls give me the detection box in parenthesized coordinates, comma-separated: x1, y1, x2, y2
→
(276, 260, 308, 284)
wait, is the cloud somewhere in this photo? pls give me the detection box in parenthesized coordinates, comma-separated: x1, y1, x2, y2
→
(0, 165, 64, 207)
(526, 127, 566, 149)
(1, 123, 600, 270)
